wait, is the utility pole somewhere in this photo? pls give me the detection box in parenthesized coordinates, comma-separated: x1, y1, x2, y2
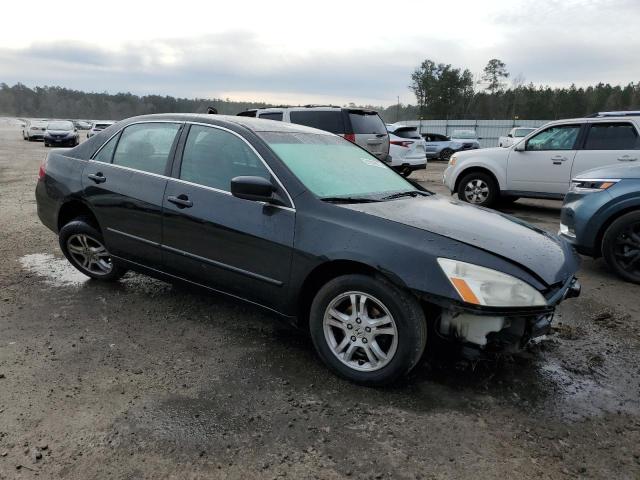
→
(396, 96, 400, 122)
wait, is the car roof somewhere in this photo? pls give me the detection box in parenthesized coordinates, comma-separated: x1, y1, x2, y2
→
(118, 113, 334, 135)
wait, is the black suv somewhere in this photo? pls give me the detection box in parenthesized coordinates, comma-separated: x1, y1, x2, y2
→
(36, 114, 580, 386)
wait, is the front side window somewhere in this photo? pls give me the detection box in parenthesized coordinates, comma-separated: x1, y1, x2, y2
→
(260, 132, 412, 199)
(526, 125, 580, 151)
(584, 123, 639, 150)
(289, 111, 345, 134)
(112, 123, 181, 175)
(180, 125, 269, 191)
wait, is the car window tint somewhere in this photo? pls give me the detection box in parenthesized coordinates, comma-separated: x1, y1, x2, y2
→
(93, 132, 120, 163)
(349, 112, 386, 134)
(180, 125, 270, 191)
(393, 128, 422, 139)
(259, 112, 283, 121)
(526, 125, 580, 151)
(112, 123, 180, 175)
(289, 111, 345, 134)
(584, 123, 640, 150)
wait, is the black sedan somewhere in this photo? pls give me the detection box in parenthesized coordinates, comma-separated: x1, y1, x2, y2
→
(44, 120, 80, 148)
(35, 114, 581, 386)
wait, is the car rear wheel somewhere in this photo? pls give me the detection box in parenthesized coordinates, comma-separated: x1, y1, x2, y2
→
(59, 217, 127, 281)
(440, 148, 454, 161)
(309, 274, 427, 386)
(602, 211, 640, 284)
(457, 171, 498, 208)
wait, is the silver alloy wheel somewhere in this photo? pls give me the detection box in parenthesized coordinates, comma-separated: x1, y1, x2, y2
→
(323, 291, 398, 372)
(463, 178, 490, 204)
(66, 233, 113, 276)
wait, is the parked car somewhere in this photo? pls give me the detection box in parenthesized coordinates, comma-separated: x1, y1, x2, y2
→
(498, 127, 537, 147)
(560, 164, 640, 283)
(21, 120, 30, 140)
(44, 120, 80, 147)
(423, 132, 478, 161)
(73, 120, 93, 130)
(35, 113, 581, 386)
(444, 111, 640, 207)
(237, 106, 390, 161)
(450, 130, 481, 149)
(87, 121, 116, 138)
(386, 125, 427, 177)
(26, 120, 49, 141)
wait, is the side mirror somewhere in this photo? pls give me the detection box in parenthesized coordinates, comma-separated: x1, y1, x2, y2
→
(514, 142, 526, 152)
(231, 176, 276, 203)
(477, 137, 483, 140)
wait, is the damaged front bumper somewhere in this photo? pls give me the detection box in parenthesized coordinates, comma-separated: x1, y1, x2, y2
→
(433, 277, 581, 351)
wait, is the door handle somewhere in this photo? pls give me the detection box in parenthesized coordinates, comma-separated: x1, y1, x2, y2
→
(167, 194, 193, 208)
(617, 155, 638, 162)
(551, 155, 567, 165)
(87, 172, 106, 183)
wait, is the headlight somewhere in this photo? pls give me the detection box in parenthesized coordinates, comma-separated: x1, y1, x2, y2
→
(569, 179, 619, 193)
(449, 154, 457, 166)
(437, 258, 547, 307)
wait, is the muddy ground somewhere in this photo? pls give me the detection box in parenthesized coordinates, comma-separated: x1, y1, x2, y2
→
(0, 118, 639, 479)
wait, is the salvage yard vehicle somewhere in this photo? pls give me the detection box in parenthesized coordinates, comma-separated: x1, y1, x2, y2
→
(44, 120, 80, 147)
(444, 111, 640, 207)
(498, 127, 537, 147)
(386, 124, 427, 177)
(422, 133, 473, 161)
(87, 121, 116, 138)
(35, 113, 581, 386)
(26, 120, 48, 141)
(237, 106, 390, 162)
(560, 164, 640, 283)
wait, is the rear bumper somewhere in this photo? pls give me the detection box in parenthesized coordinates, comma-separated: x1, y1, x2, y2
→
(35, 180, 59, 233)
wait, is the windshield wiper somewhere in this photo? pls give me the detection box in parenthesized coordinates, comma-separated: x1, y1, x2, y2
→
(321, 196, 382, 204)
(380, 190, 428, 201)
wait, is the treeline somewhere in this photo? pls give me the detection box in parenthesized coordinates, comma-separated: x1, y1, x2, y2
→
(2, 79, 640, 124)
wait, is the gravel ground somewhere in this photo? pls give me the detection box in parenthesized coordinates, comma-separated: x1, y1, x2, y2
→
(1, 117, 639, 479)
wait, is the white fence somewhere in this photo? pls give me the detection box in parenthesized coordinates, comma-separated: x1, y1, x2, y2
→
(399, 119, 551, 148)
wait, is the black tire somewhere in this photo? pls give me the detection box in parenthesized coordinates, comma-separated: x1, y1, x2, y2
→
(44, 143, 49, 147)
(27, 136, 33, 142)
(59, 216, 127, 281)
(457, 171, 498, 208)
(398, 167, 412, 178)
(440, 148, 454, 161)
(309, 274, 427, 386)
(602, 211, 640, 284)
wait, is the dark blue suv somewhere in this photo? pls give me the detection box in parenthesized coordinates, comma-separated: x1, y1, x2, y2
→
(560, 164, 640, 283)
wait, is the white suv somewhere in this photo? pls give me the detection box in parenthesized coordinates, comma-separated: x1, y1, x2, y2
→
(443, 112, 640, 207)
(237, 106, 390, 161)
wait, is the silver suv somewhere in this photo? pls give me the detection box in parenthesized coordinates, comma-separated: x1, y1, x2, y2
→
(238, 106, 390, 161)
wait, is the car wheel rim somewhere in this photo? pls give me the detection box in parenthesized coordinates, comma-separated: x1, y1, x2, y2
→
(323, 291, 398, 372)
(441, 150, 452, 160)
(612, 222, 640, 277)
(66, 234, 113, 276)
(463, 179, 490, 204)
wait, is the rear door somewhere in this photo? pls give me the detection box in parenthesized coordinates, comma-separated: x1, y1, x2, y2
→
(347, 110, 390, 161)
(506, 123, 583, 195)
(161, 124, 295, 310)
(571, 121, 640, 177)
(82, 121, 183, 266)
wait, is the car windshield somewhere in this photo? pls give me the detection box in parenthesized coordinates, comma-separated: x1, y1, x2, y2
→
(47, 121, 73, 130)
(514, 128, 535, 137)
(259, 132, 414, 199)
(451, 130, 477, 139)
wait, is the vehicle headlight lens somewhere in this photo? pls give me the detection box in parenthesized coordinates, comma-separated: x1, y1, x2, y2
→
(437, 258, 547, 307)
(569, 179, 619, 193)
(449, 155, 457, 166)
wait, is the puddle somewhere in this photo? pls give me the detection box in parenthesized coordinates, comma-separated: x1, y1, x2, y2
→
(19, 253, 89, 287)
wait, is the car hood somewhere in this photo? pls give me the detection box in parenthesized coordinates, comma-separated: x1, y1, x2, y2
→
(575, 163, 640, 180)
(342, 194, 578, 286)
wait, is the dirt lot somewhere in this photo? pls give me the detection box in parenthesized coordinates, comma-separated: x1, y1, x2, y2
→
(1, 118, 639, 479)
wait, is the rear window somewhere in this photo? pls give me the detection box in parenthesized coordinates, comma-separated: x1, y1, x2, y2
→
(392, 127, 421, 139)
(289, 111, 345, 134)
(349, 112, 386, 134)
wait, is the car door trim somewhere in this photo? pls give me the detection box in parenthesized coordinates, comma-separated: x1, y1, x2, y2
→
(106, 227, 161, 247)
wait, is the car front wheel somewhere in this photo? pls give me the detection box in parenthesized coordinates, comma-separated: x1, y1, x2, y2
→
(440, 148, 454, 161)
(457, 171, 498, 207)
(309, 274, 427, 386)
(59, 217, 127, 281)
(602, 211, 640, 284)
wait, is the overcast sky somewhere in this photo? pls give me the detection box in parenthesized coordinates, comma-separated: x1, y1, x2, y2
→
(2, 0, 638, 106)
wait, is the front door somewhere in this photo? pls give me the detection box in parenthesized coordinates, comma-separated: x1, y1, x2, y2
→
(507, 123, 583, 195)
(161, 124, 295, 310)
(82, 121, 183, 266)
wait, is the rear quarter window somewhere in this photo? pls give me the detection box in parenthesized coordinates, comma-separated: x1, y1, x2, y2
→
(289, 111, 345, 134)
(349, 112, 386, 135)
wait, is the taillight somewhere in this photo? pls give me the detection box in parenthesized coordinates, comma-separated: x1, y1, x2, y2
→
(38, 156, 47, 179)
(390, 140, 414, 148)
(343, 133, 356, 143)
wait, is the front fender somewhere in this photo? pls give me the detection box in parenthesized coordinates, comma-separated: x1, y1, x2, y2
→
(451, 159, 508, 191)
